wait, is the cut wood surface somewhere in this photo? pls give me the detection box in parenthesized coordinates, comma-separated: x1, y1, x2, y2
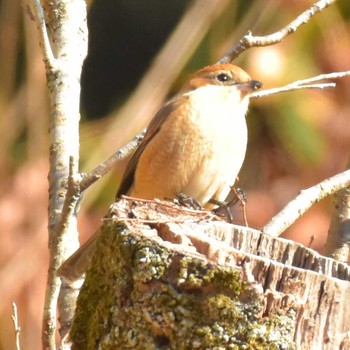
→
(69, 198, 350, 350)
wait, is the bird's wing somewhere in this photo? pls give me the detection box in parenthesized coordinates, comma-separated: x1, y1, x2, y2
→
(116, 94, 188, 198)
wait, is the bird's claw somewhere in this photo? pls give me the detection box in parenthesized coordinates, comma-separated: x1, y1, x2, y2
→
(175, 192, 203, 210)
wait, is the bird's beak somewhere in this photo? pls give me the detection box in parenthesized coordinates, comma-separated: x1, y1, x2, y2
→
(237, 80, 262, 92)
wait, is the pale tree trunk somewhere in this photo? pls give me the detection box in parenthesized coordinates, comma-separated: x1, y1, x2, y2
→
(31, 0, 88, 348)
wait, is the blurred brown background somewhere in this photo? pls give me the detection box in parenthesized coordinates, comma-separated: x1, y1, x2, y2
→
(1, 0, 350, 348)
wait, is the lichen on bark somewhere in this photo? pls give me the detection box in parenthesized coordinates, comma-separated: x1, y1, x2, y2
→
(70, 218, 296, 350)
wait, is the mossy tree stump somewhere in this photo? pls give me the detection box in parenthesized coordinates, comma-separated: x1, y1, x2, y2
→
(69, 199, 350, 349)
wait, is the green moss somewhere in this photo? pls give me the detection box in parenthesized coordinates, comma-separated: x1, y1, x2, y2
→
(177, 258, 243, 296)
(70, 221, 296, 350)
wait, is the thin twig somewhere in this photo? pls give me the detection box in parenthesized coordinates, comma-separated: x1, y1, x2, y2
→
(308, 235, 317, 249)
(103, 216, 206, 225)
(292, 70, 350, 84)
(252, 83, 335, 98)
(24, 4, 35, 21)
(80, 129, 146, 192)
(121, 195, 222, 218)
(251, 71, 350, 99)
(262, 169, 350, 237)
(56, 156, 81, 238)
(11, 301, 21, 350)
(218, 0, 336, 63)
(30, 0, 57, 69)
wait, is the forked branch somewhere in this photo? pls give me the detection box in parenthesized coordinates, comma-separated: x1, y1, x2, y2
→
(262, 169, 350, 237)
(218, 0, 336, 63)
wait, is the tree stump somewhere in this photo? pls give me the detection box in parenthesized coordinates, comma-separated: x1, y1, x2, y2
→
(69, 199, 350, 350)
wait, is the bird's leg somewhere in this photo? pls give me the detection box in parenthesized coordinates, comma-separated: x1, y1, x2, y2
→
(227, 187, 247, 207)
(210, 198, 233, 223)
(210, 187, 248, 225)
(175, 192, 203, 210)
(230, 187, 248, 226)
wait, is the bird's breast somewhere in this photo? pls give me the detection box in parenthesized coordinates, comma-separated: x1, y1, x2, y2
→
(131, 86, 249, 205)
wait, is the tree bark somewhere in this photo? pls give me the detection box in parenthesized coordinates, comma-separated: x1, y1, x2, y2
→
(69, 199, 350, 350)
(31, 0, 88, 347)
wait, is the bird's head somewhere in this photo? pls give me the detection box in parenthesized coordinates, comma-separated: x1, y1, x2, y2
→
(180, 63, 262, 96)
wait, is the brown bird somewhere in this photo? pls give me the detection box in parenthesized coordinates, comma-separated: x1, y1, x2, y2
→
(58, 63, 262, 281)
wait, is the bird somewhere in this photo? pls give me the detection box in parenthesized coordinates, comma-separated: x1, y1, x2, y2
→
(58, 63, 262, 281)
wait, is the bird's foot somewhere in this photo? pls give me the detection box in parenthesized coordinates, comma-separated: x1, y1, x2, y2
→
(175, 192, 203, 210)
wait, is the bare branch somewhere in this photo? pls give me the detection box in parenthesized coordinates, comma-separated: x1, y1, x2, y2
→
(251, 70, 350, 99)
(56, 156, 81, 238)
(80, 129, 146, 192)
(291, 70, 350, 84)
(262, 169, 350, 237)
(218, 0, 336, 63)
(252, 83, 335, 98)
(30, 0, 57, 69)
(11, 301, 21, 350)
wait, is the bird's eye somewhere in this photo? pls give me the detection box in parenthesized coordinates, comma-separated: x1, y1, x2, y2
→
(217, 73, 230, 82)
